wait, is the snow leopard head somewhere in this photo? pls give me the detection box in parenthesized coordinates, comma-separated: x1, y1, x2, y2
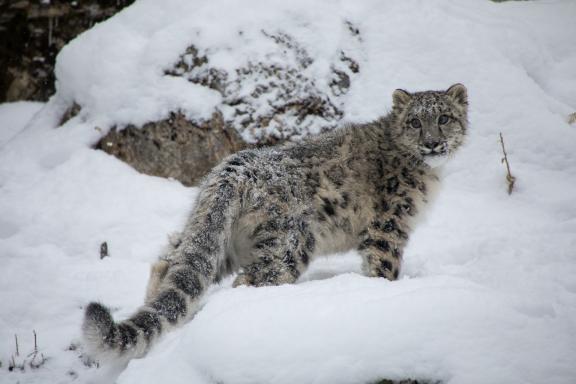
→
(391, 83, 468, 167)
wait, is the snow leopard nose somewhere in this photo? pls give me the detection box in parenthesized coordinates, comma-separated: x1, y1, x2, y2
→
(422, 140, 447, 154)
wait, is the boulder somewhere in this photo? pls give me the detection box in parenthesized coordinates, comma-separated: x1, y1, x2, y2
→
(95, 111, 247, 187)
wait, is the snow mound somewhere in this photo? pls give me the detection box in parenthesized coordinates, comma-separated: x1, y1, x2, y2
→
(55, 0, 362, 143)
(0, 102, 44, 147)
(1, 0, 576, 383)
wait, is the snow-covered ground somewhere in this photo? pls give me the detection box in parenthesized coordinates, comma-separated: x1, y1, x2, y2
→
(0, 102, 44, 147)
(1, 0, 576, 383)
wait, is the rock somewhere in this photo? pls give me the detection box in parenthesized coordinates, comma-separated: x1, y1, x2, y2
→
(61, 17, 361, 186)
(164, 27, 361, 145)
(95, 112, 247, 186)
(59, 102, 81, 126)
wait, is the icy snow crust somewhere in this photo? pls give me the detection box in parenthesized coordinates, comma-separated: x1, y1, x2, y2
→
(1, 0, 576, 383)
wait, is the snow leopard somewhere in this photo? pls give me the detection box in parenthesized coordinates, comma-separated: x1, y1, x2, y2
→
(83, 83, 468, 360)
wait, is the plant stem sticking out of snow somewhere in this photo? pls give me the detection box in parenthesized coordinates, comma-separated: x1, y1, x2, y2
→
(100, 241, 109, 259)
(6, 331, 48, 372)
(27, 330, 48, 369)
(499, 132, 516, 195)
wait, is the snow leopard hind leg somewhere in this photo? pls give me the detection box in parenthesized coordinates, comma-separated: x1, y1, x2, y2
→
(82, 169, 241, 361)
(144, 232, 182, 304)
(233, 214, 316, 287)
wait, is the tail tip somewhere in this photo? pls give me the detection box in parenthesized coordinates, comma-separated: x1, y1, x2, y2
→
(84, 302, 114, 330)
(83, 302, 115, 354)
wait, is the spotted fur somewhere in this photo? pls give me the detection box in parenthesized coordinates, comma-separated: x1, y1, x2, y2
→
(83, 84, 468, 360)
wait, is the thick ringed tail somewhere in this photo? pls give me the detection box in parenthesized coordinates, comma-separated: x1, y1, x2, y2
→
(83, 302, 159, 360)
(82, 163, 243, 360)
(82, 265, 208, 360)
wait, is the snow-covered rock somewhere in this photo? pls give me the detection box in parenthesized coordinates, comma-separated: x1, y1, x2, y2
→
(53, 0, 362, 184)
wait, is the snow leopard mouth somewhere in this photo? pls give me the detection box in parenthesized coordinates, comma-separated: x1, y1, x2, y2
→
(422, 151, 449, 168)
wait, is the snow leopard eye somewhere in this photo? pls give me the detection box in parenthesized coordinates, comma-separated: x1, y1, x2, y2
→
(438, 114, 449, 125)
(410, 118, 422, 129)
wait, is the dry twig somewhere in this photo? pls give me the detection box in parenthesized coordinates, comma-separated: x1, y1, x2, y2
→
(7, 331, 48, 372)
(499, 132, 516, 195)
(27, 330, 48, 369)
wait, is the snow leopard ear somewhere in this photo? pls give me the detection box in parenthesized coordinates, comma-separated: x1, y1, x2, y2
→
(392, 89, 412, 107)
(446, 83, 468, 106)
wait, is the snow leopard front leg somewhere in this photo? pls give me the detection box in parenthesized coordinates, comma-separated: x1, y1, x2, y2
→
(233, 216, 315, 287)
(358, 217, 408, 280)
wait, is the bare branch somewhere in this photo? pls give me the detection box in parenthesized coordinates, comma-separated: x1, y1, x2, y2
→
(499, 133, 516, 195)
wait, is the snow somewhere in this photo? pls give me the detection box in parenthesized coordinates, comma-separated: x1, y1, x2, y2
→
(1, 0, 576, 383)
(54, 0, 362, 142)
(0, 102, 44, 147)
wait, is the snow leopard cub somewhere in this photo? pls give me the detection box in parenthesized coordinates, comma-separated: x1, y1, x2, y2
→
(83, 83, 468, 360)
